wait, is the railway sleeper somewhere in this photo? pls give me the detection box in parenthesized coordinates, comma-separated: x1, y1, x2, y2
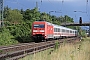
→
(0, 43, 55, 60)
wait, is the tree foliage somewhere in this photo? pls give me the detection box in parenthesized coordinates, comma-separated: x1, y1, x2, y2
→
(23, 8, 40, 21)
(14, 23, 32, 42)
(3, 6, 10, 19)
(0, 28, 18, 46)
(5, 9, 23, 24)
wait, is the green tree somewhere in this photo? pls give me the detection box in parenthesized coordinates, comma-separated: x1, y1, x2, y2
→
(63, 15, 74, 23)
(20, 8, 24, 14)
(40, 12, 50, 22)
(13, 23, 32, 42)
(3, 6, 10, 19)
(23, 8, 40, 22)
(5, 9, 23, 24)
(0, 28, 18, 46)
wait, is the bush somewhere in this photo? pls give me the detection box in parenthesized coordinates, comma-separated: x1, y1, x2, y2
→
(54, 40, 59, 50)
(12, 23, 33, 42)
(0, 28, 18, 46)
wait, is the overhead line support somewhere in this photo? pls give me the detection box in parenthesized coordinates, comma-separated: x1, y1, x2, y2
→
(0, 0, 4, 27)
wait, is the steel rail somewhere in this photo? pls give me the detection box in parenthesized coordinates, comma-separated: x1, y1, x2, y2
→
(0, 37, 80, 60)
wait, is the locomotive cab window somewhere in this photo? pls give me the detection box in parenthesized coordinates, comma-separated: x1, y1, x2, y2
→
(39, 24, 45, 28)
(34, 24, 45, 28)
(34, 24, 39, 28)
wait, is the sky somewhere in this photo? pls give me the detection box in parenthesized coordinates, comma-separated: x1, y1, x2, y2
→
(4, 0, 90, 24)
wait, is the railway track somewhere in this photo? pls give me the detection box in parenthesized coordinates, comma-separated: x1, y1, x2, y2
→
(0, 37, 80, 60)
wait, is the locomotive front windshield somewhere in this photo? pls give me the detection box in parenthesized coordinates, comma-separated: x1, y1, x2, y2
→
(34, 24, 45, 28)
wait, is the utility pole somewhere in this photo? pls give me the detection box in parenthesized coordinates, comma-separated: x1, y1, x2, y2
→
(49, 11, 54, 23)
(0, 0, 4, 27)
(64, 15, 67, 27)
(36, 1, 38, 10)
(89, 25, 90, 37)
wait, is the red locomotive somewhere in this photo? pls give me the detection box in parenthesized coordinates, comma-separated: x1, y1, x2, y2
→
(31, 20, 78, 42)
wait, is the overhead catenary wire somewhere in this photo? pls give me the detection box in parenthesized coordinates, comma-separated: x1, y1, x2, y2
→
(61, 0, 64, 10)
(60, 0, 64, 16)
(5, 0, 29, 8)
(11, 0, 30, 9)
(86, 0, 88, 13)
(40, 0, 60, 12)
(85, 0, 90, 21)
(41, 0, 42, 3)
(15, 0, 90, 23)
(44, 0, 62, 12)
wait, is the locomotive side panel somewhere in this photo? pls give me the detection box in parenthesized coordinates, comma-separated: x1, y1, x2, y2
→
(46, 24, 53, 39)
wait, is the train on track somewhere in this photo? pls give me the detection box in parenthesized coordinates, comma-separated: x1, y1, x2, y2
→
(31, 20, 78, 42)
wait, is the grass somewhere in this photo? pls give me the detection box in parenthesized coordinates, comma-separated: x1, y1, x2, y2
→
(19, 37, 90, 60)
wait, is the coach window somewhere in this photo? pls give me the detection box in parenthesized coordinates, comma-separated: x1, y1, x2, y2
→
(66, 30, 67, 32)
(67, 30, 69, 33)
(70, 30, 71, 33)
(70, 30, 72, 33)
(72, 31, 73, 33)
(57, 28, 58, 32)
(58, 29, 60, 32)
(66, 30, 69, 33)
(62, 29, 65, 32)
(73, 31, 75, 33)
(57, 29, 58, 32)
(75, 31, 77, 34)
(57, 28, 59, 32)
(59, 29, 61, 32)
(56, 28, 57, 32)
(54, 28, 55, 32)
(62, 29, 63, 32)
(54, 28, 56, 32)
(55, 28, 56, 32)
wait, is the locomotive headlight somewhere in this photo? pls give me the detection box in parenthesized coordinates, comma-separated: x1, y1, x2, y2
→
(33, 30, 38, 32)
(45, 35, 47, 36)
(40, 30, 44, 32)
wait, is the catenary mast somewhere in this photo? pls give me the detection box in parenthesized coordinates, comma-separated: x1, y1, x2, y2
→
(0, 0, 3, 27)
